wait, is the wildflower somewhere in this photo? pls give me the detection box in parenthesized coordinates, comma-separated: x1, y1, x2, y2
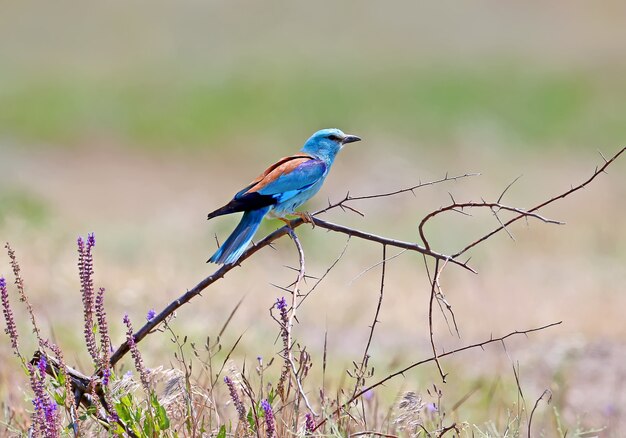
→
(146, 309, 156, 322)
(5, 243, 42, 346)
(275, 297, 290, 400)
(275, 297, 287, 312)
(305, 412, 316, 434)
(224, 376, 246, 422)
(38, 355, 47, 376)
(78, 235, 98, 363)
(95, 287, 112, 387)
(28, 362, 59, 437)
(260, 399, 276, 438)
(0, 276, 19, 354)
(102, 367, 111, 387)
(123, 313, 150, 392)
(87, 232, 96, 248)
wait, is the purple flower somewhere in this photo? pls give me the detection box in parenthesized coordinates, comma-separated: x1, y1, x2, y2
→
(28, 362, 58, 436)
(87, 232, 96, 248)
(38, 355, 47, 376)
(305, 412, 315, 434)
(146, 309, 156, 321)
(426, 402, 438, 413)
(102, 367, 111, 386)
(224, 376, 246, 421)
(275, 297, 287, 312)
(261, 399, 276, 438)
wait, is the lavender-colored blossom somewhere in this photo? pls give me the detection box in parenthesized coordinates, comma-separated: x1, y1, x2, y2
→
(28, 362, 58, 437)
(261, 399, 276, 438)
(275, 297, 287, 312)
(305, 412, 316, 434)
(224, 376, 246, 421)
(87, 232, 96, 248)
(0, 276, 19, 353)
(43, 401, 58, 433)
(146, 309, 156, 321)
(38, 355, 47, 376)
(102, 367, 111, 387)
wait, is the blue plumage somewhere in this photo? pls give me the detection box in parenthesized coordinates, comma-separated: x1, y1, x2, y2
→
(207, 128, 361, 265)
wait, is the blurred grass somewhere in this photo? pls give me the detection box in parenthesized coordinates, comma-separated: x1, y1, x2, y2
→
(0, 189, 49, 226)
(2, 64, 625, 150)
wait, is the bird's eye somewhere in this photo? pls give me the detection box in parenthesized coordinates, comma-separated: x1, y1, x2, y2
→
(327, 134, 341, 141)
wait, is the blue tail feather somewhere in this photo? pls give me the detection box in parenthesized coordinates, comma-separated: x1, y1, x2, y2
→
(208, 207, 270, 264)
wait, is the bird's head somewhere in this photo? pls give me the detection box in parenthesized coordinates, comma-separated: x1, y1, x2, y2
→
(300, 128, 361, 161)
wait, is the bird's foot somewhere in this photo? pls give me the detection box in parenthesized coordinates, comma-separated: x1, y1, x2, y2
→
(277, 217, 293, 228)
(294, 211, 316, 228)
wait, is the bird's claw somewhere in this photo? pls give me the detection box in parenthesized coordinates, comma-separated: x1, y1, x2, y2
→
(295, 211, 316, 228)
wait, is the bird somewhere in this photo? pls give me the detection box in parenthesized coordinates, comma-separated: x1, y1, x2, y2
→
(207, 128, 361, 265)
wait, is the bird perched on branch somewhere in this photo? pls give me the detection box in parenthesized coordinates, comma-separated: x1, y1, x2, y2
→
(207, 128, 361, 264)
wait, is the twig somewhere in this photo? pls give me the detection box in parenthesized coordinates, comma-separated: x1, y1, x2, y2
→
(528, 389, 552, 438)
(318, 172, 480, 215)
(298, 236, 351, 309)
(108, 147, 624, 371)
(349, 432, 399, 438)
(286, 228, 318, 416)
(312, 321, 562, 431)
(349, 249, 407, 285)
(312, 217, 475, 273)
(428, 258, 447, 382)
(352, 245, 387, 398)
(109, 218, 473, 367)
(419, 201, 564, 251)
(452, 146, 626, 257)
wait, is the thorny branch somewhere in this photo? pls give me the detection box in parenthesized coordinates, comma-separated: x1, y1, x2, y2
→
(27, 147, 620, 429)
(284, 228, 318, 416)
(449, 147, 626, 258)
(313, 321, 563, 432)
(109, 171, 483, 366)
(351, 245, 387, 399)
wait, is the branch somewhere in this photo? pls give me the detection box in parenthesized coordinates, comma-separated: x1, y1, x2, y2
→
(311, 217, 476, 273)
(318, 172, 480, 213)
(109, 219, 473, 367)
(351, 245, 387, 398)
(451, 146, 625, 257)
(419, 201, 564, 251)
(285, 228, 317, 416)
(313, 321, 562, 432)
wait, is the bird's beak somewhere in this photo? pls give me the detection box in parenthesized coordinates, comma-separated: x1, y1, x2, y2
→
(341, 134, 361, 145)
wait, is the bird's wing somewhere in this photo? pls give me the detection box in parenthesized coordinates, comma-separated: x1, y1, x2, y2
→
(239, 154, 327, 202)
(208, 154, 326, 219)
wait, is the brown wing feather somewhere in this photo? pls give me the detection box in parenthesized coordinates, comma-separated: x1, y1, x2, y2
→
(246, 156, 315, 194)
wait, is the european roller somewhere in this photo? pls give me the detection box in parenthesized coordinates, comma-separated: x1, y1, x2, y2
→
(207, 128, 361, 265)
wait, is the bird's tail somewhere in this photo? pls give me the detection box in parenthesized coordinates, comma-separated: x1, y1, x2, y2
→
(208, 207, 270, 265)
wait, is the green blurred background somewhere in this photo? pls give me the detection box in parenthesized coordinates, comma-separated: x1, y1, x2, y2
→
(1, 0, 625, 434)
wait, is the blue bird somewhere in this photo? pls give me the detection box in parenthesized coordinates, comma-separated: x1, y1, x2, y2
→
(207, 128, 361, 264)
